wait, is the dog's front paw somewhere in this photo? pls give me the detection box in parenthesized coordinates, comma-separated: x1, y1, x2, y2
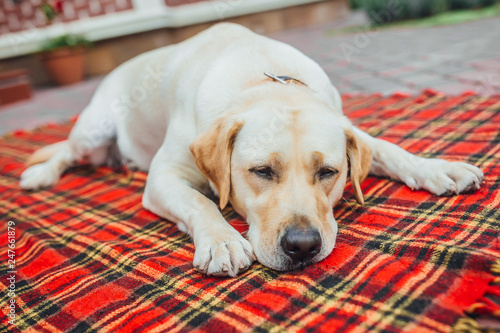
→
(407, 159, 483, 196)
(193, 228, 255, 277)
(20, 163, 60, 190)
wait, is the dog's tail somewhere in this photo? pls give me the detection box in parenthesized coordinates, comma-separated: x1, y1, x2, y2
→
(26, 140, 69, 166)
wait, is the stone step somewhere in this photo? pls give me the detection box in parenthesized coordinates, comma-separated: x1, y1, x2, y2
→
(0, 69, 32, 108)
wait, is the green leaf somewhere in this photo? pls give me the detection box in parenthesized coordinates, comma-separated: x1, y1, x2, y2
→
(40, 34, 92, 52)
(40, 3, 56, 22)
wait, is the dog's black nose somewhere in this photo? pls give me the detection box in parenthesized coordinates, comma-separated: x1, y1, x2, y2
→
(281, 227, 322, 263)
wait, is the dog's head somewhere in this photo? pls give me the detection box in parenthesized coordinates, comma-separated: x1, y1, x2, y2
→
(190, 87, 371, 271)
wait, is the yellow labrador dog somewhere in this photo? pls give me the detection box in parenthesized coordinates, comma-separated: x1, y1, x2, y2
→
(21, 23, 483, 277)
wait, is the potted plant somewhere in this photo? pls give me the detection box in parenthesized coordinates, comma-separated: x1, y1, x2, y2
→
(38, 1, 92, 86)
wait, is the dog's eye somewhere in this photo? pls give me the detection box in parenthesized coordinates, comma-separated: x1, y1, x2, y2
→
(250, 166, 274, 180)
(318, 168, 338, 180)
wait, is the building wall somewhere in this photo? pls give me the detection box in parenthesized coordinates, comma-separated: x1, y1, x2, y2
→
(0, 0, 133, 35)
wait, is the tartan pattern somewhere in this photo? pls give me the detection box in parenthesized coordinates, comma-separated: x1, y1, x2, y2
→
(0, 92, 499, 332)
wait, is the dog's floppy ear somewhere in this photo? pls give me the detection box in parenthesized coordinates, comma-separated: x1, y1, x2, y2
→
(345, 129, 372, 205)
(190, 117, 243, 209)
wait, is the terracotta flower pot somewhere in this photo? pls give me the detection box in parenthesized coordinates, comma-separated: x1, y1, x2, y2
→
(40, 47, 85, 86)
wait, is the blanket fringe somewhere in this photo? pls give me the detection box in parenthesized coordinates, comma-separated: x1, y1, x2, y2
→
(453, 259, 500, 333)
(453, 317, 496, 333)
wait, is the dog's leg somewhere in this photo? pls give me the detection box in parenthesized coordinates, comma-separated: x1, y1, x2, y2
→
(20, 141, 76, 190)
(143, 157, 255, 277)
(21, 104, 116, 190)
(353, 127, 483, 196)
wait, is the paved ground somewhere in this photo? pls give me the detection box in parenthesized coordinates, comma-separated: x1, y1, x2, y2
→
(1, 15, 500, 135)
(273, 15, 500, 95)
(0, 77, 102, 136)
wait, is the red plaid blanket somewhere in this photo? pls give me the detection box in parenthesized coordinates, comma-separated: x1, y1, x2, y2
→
(1, 92, 499, 332)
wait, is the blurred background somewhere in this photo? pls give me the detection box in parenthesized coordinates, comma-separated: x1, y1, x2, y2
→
(0, 0, 499, 134)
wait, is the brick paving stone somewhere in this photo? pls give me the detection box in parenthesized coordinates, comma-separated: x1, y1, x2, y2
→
(413, 78, 458, 89)
(350, 77, 403, 93)
(330, 81, 361, 94)
(360, 62, 404, 72)
(451, 70, 495, 85)
(476, 82, 500, 95)
(336, 71, 374, 82)
(395, 72, 434, 82)
(396, 72, 456, 88)
(475, 72, 500, 93)
(433, 82, 482, 95)
(324, 66, 360, 77)
(378, 66, 417, 78)
(469, 57, 500, 71)
(429, 63, 471, 75)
